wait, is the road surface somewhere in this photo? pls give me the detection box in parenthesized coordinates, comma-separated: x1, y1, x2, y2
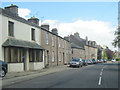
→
(4, 62, 119, 88)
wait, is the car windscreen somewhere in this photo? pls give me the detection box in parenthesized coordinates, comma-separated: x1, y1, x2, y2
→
(72, 59, 80, 62)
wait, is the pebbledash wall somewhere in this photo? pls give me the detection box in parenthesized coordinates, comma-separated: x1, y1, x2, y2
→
(0, 5, 45, 72)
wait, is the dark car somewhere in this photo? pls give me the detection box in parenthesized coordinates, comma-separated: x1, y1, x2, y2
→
(0, 60, 8, 77)
(103, 59, 107, 63)
(82, 59, 88, 66)
(92, 59, 97, 64)
(69, 58, 83, 68)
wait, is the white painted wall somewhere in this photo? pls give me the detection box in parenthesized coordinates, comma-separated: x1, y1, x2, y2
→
(2, 15, 41, 45)
(8, 63, 24, 72)
(29, 62, 44, 70)
(0, 14, 43, 72)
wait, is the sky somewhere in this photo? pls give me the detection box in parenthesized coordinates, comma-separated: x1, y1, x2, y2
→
(1, 2, 118, 51)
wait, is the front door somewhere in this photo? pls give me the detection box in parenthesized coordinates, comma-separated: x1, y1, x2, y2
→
(47, 50, 49, 66)
(63, 53, 65, 64)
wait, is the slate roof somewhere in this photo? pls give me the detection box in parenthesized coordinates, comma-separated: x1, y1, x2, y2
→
(68, 35, 97, 48)
(2, 37, 45, 50)
(69, 35, 85, 48)
(71, 43, 85, 50)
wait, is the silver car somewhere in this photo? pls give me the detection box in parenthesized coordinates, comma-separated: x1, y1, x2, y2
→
(69, 58, 83, 68)
(87, 59, 93, 65)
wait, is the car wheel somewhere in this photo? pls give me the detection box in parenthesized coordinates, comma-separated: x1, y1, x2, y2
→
(78, 65, 80, 68)
(0, 69, 6, 77)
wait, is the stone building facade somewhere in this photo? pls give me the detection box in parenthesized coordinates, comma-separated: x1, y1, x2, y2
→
(65, 32, 97, 60)
(71, 43, 85, 59)
(40, 25, 71, 67)
(0, 4, 98, 72)
(0, 4, 72, 72)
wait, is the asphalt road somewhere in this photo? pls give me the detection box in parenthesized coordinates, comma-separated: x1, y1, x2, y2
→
(4, 62, 119, 88)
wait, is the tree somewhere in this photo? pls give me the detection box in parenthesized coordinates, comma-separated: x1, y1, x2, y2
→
(103, 51, 108, 60)
(113, 54, 117, 59)
(112, 28, 120, 48)
(105, 48, 114, 60)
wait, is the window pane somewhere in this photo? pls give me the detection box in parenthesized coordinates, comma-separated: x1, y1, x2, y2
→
(36, 50, 39, 62)
(8, 21, 14, 37)
(14, 48, 18, 63)
(52, 37, 54, 46)
(46, 33, 48, 44)
(52, 51, 54, 62)
(40, 50, 43, 62)
(31, 28, 35, 41)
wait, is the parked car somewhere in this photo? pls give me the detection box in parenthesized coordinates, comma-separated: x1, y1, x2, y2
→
(97, 60, 100, 63)
(103, 59, 107, 63)
(0, 60, 8, 77)
(97, 59, 103, 63)
(92, 59, 97, 64)
(87, 59, 93, 65)
(69, 58, 83, 68)
(111, 59, 116, 62)
(82, 59, 88, 66)
(101, 59, 104, 63)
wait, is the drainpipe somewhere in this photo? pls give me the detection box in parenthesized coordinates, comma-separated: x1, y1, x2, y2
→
(56, 36, 58, 66)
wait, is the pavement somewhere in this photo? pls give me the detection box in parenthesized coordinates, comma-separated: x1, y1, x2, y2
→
(2, 65, 69, 88)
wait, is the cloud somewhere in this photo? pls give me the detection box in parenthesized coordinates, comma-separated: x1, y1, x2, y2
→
(18, 8, 31, 19)
(43, 19, 117, 51)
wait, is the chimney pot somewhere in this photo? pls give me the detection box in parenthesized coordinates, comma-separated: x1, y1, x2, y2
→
(52, 28, 58, 35)
(28, 17, 39, 25)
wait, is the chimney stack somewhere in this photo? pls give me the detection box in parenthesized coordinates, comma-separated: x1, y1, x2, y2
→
(28, 16, 39, 25)
(85, 36, 88, 45)
(41, 24, 49, 31)
(5, 4, 18, 15)
(52, 28, 58, 35)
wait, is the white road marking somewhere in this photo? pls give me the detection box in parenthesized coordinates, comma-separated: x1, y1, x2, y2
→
(100, 72, 102, 76)
(98, 77, 102, 85)
(101, 68, 103, 72)
(98, 66, 104, 86)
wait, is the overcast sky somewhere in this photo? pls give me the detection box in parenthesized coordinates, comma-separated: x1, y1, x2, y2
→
(1, 2, 118, 51)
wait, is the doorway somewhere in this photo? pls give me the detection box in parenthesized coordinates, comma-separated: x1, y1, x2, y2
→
(47, 50, 49, 66)
(63, 53, 65, 64)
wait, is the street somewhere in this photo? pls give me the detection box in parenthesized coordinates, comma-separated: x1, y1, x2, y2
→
(4, 62, 119, 88)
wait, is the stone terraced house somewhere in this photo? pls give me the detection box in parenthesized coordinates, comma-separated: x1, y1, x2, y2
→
(0, 4, 71, 72)
(0, 4, 98, 72)
(65, 32, 97, 60)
